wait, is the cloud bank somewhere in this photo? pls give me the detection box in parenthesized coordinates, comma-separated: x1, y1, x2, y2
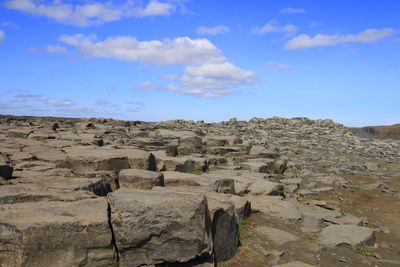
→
(60, 34, 225, 65)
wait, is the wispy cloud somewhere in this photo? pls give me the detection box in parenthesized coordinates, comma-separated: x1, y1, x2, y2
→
(197, 25, 230, 35)
(252, 20, 298, 35)
(45, 45, 68, 54)
(0, 30, 5, 45)
(266, 62, 294, 71)
(285, 28, 397, 50)
(160, 74, 179, 81)
(309, 21, 322, 29)
(5, 0, 181, 27)
(60, 34, 225, 65)
(280, 7, 306, 14)
(1, 21, 19, 28)
(138, 81, 158, 91)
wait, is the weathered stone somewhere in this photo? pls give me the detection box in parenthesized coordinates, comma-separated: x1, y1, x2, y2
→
(212, 178, 236, 194)
(273, 261, 314, 267)
(63, 146, 130, 173)
(271, 156, 288, 174)
(162, 171, 210, 187)
(0, 199, 115, 266)
(247, 180, 284, 196)
(207, 196, 239, 262)
(107, 189, 212, 266)
(118, 169, 164, 189)
(256, 226, 300, 245)
(249, 146, 279, 159)
(248, 196, 301, 222)
(317, 225, 375, 247)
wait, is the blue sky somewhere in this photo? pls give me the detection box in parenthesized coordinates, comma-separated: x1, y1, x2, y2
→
(0, 0, 399, 126)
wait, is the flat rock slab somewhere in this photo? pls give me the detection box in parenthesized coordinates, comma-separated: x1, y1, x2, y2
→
(273, 261, 314, 267)
(118, 169, 164, 190)
(248, 196, 301, 222)
(0, 183, 98, 204)
(107, 188, 212, 266)
(162, 171, 210, 187)
(256, 226, 300, 245)
(317, 225, 375, 247)
(0, 198, 115, 267)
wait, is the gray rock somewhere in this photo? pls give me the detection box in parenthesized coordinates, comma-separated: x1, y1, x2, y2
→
(63, 146, 130, 173)
(0, 198, 115, 266)
(273, 261, 314, 267)
(256, 226, 300, 245)
(248, 196, 301, 222)
(118, 169, 164, 190)
(317, 225, 375, 247)
(249, 146, 279, 159)
(207, 196, 239, 262)
(107, 189, 212, 266)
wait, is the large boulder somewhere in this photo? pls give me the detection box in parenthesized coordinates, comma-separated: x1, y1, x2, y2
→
(107, 189, 212, 266)
(118, 169, 164, 189)
(0, 199, 115, 266)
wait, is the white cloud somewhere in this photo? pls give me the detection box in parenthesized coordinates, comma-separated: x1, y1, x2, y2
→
(45, 45, 67, 54)
(59, 33, 256, 98)
(138, 81, 158, 91)
(252, 20, 298, 35)
(285, 28, 397, 50)
(60, 34, 225, 65)
(197, 25, 230, 35)
(5, 0, 180, 27)
(140, 0, 175, 16)
(163, 62, 256, 98)
(266, 62, 294, 71)
(280, 8, 306, 14)
(0, 30, 5, 44)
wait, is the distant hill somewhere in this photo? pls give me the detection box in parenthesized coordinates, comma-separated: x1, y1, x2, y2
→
(350, 124, 400, 140)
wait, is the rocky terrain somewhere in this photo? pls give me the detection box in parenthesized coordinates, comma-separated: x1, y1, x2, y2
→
(0, 115, 399, 267)
(351, 124, 400, 140)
